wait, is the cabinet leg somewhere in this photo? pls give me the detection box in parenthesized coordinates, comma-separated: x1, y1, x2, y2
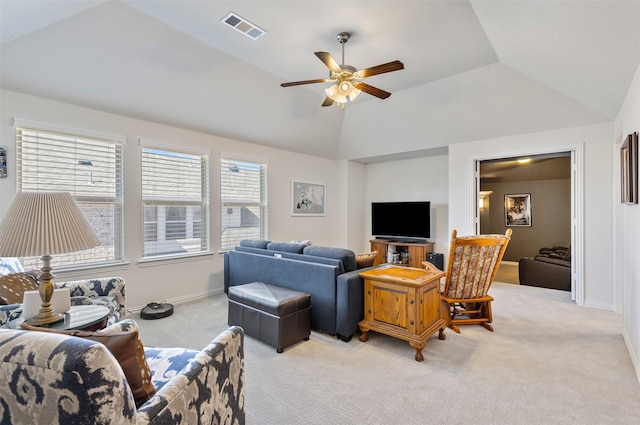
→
(359, 329, 369, 342)
(438, 328, 446, 340)
(409, 342, 425, 362)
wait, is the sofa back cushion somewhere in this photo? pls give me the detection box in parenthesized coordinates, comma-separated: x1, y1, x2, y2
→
(267, 241, 306, 254)
(235, 246, 274, 256)
(239, 239, 271, 249)
(303, 246, 357, 273)
(233, 247, 344, 273)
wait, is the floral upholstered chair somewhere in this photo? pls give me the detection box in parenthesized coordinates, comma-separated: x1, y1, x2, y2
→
(0, 257, 126, 328)
(424, 229, 512, 333)
(0, 320, 245, 424)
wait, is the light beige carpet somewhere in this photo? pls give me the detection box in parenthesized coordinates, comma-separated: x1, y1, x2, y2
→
(136, 283, 640, 425)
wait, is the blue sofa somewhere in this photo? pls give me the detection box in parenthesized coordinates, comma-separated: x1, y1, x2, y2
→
(224, 240, 371, 342)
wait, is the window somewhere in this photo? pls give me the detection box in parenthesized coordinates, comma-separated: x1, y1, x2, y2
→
(220, 157, 268, 251)
(165, 206, 186, 240)
(15, 121, 124, 269)
(141, 143, 210, 258)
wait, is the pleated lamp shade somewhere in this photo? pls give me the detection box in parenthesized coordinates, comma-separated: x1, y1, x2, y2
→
(0, 192, 101, 257)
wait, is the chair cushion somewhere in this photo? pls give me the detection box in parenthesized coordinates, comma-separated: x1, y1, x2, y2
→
(355, 251, 378, 269)
(22, 319, 156, 407)
(144, 346, 200, 391)
(0, 270, 41, 305)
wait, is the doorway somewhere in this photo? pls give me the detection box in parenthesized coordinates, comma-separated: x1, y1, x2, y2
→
(474, 148, 582, 304)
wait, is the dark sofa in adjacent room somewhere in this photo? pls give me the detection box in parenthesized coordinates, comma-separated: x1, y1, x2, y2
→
(518, 246, 571, 291)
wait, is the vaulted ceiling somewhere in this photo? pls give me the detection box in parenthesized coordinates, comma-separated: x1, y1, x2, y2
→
(1, 1, 639, 162)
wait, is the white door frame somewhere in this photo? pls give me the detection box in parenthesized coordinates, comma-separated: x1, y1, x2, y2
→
(472, 143, 584, 305)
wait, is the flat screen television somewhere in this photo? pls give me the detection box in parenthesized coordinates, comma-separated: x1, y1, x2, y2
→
(371, 201, 431, 240)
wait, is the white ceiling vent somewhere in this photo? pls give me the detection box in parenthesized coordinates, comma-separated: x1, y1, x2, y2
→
(220, 12, 266, 40)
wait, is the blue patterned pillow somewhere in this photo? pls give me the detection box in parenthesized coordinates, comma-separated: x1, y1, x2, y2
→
(0, 258, 24, 276)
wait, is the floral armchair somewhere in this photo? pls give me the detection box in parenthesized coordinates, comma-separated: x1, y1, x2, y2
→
(0, 276, 126, 328)
(0, 256, 126, 328)
(0, 321, 245, 424)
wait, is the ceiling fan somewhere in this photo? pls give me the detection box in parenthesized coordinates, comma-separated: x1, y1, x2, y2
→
(280, 32, 404, 108)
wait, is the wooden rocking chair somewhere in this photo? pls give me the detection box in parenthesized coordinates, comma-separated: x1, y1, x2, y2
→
(424, 229, 511, 333)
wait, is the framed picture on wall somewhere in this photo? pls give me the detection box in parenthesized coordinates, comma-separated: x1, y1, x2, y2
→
(291, 180, 325, 216)
(504, 193, 531, 227)
(621, 132, 638, 204)
(0, 146, 6, 178)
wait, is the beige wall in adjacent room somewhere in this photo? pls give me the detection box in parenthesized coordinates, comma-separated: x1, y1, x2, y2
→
(481, 178, 571, 261)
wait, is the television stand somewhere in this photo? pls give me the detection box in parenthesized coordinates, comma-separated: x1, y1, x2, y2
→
(370, 239, 435, 269)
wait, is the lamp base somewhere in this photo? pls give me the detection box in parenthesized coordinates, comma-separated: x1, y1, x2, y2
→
(25, 310, 64, 326)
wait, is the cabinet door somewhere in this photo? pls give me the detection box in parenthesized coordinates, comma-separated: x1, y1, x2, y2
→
(371, 281, 409, 328)
(408, 246, 425, 268)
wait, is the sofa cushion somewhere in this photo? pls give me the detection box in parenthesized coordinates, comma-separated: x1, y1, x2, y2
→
(267, 241, 306, 253)
(303, 245, 357, 272)
(533, 255, 571, 267)
(0, 257, 24, 276)
(0, 270, 41, 305)
(22, 319, 156, 407)
(239, 239, 271, 249)
(355, 251, 378, 269)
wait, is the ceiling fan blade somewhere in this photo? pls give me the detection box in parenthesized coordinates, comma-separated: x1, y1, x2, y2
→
(315, 52, 342, 74)
(321, 97, 334, 107)
(281, 78, 330, 87)
(353, 82, 392, 99)
(357, 60, 404, 78)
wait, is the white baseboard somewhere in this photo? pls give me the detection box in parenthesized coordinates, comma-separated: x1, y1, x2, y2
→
(623, 329, 640, 385)
(127, 288, 225, 315)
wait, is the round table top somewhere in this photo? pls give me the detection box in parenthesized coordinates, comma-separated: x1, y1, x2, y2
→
(10, 305, 111, 331)
(47, 305, 111, 331)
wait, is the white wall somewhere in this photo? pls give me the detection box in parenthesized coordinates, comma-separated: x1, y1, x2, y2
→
(0, 90, 348, 310)
(364, 155, 449, 258)
(448, 122, 614, 310)
(614, 62, 640, 382)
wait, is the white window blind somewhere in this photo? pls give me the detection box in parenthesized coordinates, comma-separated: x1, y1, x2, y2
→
(16, 124, 124, 269)
(141, 144, 210, 258)
(220, 157, 268, 251)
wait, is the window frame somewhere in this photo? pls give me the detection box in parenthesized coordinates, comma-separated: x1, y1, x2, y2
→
(220, 155, 268, 252)
(13, 118, 125, 271)
(140, 140, 211, 260)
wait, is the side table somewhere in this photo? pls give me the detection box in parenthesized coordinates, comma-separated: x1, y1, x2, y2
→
(14, 305, 111, 331)
(358, 264, 447, 362)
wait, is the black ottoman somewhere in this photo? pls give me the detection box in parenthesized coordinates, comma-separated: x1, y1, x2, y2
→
(228, 282, 311, 353)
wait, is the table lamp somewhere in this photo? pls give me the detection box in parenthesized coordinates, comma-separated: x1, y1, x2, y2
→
(0, 192, 101, 325)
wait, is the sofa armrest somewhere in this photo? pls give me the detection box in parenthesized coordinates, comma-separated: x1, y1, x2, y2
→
(0, 303, 22, 327)
(57, 277, 126, 320)
(137, 326, 245, 425)
(335, 267, 372, 341)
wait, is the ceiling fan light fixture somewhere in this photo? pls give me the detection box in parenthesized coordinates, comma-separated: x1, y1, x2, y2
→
(325, 80, 361, 105)
(325, 84, 347, 103)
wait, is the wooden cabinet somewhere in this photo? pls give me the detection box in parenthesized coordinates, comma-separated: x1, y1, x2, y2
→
(370, 239, 434, 268)
(358, 265, 447, 362)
